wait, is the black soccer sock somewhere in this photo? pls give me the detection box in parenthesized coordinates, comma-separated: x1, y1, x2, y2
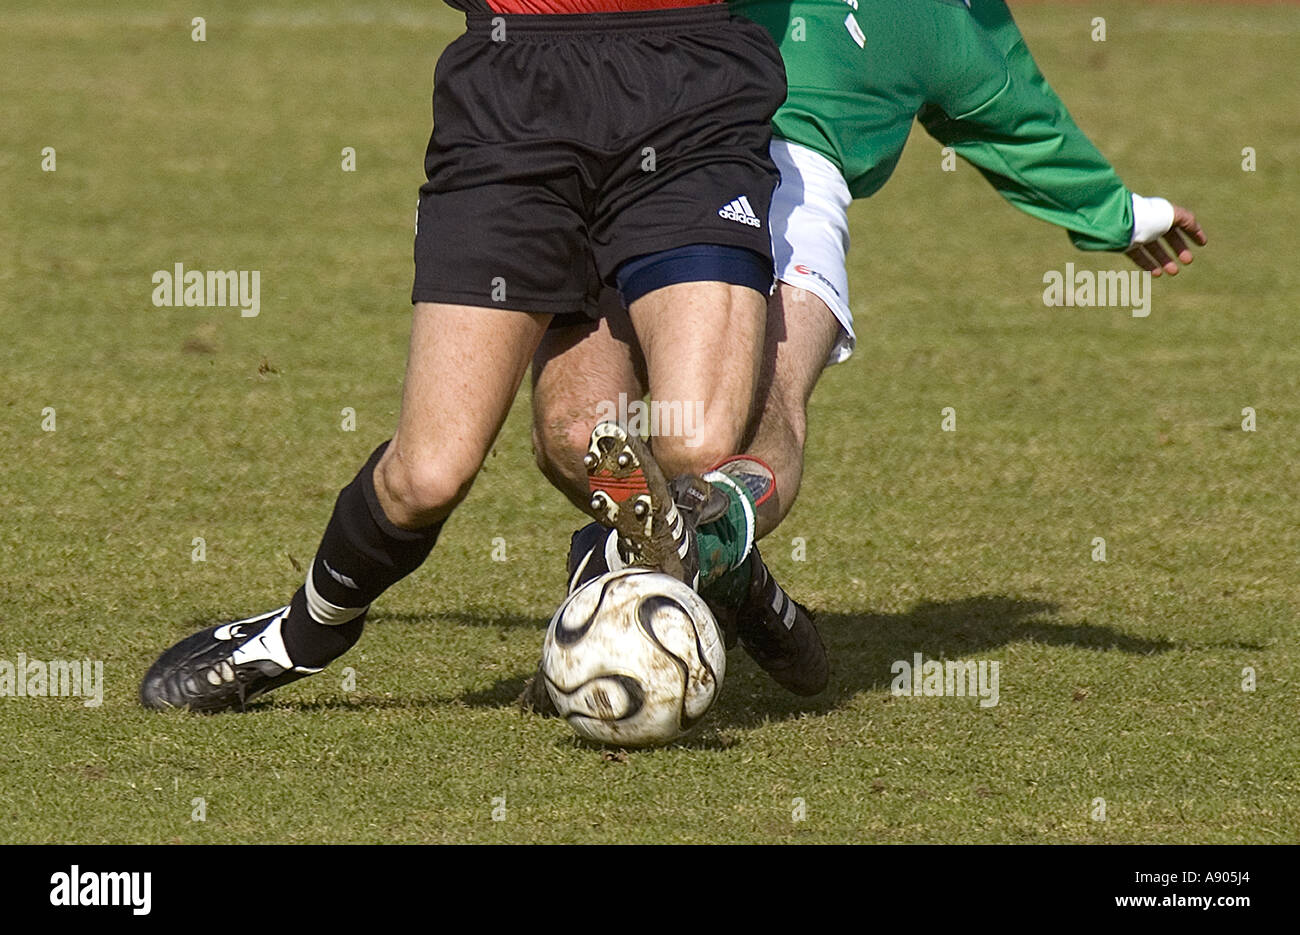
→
(282, 441, 443, 668)
(281, 586, 365, 669)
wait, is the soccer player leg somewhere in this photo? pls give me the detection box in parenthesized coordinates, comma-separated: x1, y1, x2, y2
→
(747, 137, 856, 540)
(681, 136, 855, 696)
(531, 301, 649, 593)
(745, 283, 845, 540)
(544, 263, 827, 696)
(614, 266, 831, 694)
(295, 301, 551, 663)
(140, 302, 551, 713)
(680, 278, 841, 696)
(531, 301, 647, 513)
(624, 269, 769, 589)
(613, 261, 830, 695)
(651, 136, 855, 596)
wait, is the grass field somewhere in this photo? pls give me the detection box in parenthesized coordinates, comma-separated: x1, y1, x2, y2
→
(2, 0, 1297, 844)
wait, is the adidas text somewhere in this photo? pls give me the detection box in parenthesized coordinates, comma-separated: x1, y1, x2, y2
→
(718, 195, 762, 228)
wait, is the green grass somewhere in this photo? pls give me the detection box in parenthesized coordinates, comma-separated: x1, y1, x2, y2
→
(2, 0, 1297, 843)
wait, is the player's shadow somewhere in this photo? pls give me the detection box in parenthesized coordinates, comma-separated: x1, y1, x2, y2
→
(366, 609, 544, 630)
(705, 594, 1172, 732)
(455, 593, 1204, 737)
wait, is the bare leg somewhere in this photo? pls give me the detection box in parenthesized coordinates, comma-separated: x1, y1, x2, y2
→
(531, 312, 647, 511)
(627, 280, 766, 476)
(375, 302, 553, 529)
(139, 300, 556, 712)
(528, 283, 833, 697)
(744, 283, 842, 539)
(532, 282, 841, 540)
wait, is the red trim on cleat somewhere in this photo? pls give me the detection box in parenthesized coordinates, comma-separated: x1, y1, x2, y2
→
(589, 471, 648, 503)
(708, 455, 777, 508)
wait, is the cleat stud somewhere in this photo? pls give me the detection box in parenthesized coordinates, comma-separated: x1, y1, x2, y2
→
(582, 452, 597, 469)
(589, 494, 605, 512)
(633, 500, 649, 518)
(617, 452, 632, 469)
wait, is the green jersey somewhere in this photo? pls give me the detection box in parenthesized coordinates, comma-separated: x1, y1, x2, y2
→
(729, 0, 1135, 250)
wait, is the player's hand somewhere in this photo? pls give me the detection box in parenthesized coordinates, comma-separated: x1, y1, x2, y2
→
(1124, 203, 1207, 277)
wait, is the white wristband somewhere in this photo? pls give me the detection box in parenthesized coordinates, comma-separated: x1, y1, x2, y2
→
(1130, 193, 1175, 246)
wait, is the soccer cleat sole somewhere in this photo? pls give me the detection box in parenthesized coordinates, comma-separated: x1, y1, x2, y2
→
(582, 422, 692, 583)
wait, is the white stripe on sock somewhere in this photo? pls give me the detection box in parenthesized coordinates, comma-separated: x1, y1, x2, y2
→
(305, 568, 368, 626)
(780, 593, 797, 630)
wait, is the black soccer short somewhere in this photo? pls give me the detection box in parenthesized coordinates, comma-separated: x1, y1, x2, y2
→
(411, 5, 786, 315)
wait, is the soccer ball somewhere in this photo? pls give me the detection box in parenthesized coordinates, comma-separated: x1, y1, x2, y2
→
(541, 568, 726, 747)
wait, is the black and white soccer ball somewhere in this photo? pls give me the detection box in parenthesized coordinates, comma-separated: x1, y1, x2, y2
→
(541, 568, 726, 747)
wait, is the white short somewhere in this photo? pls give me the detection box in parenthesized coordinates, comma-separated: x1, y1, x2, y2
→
(768, 138, 855, 365)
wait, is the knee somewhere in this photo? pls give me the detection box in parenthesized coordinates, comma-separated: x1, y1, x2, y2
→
(374, 446, 476, 528)
(531, 408, 593, 498)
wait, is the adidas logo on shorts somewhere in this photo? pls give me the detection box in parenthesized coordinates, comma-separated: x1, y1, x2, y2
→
(718, 195, 762, 228)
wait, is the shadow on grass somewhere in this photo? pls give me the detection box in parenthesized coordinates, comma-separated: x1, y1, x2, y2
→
(707, 594, 1164, 731)
(453, 593, 1183, 737)
(367, 609, 544, 630)
(178, 608, 545, 635)
(184, 594, 1262, 727)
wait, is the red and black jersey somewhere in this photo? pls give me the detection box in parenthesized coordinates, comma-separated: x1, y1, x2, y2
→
(446, 0, 719, 13)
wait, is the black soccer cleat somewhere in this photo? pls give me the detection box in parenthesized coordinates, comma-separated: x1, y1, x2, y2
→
(139, 606, 322, 712)
(734, 550, 829, 696)
(582, 421, 698, 586)
(565, 522, 624, 594)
